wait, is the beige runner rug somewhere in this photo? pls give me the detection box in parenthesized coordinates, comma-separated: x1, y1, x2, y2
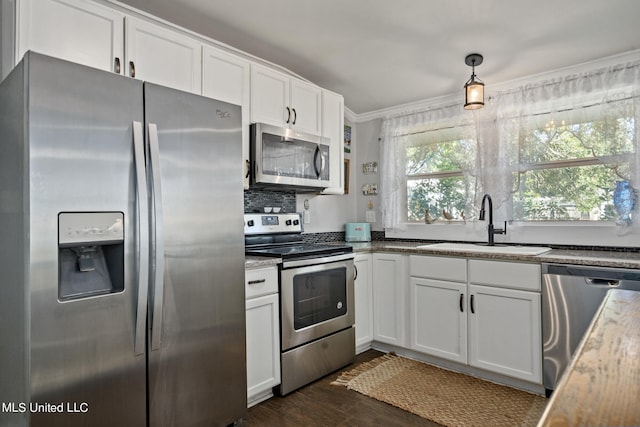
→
(332, 353, 547, 427)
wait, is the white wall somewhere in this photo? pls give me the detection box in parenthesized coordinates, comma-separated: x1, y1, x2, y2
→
(295, 118, 358, 233)
(294, 117, 385, 234)
(353, 118, 383, 230)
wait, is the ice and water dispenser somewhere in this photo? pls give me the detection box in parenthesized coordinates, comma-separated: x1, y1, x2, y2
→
(58, 212, 125, 301)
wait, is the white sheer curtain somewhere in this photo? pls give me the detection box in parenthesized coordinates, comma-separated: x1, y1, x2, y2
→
(380, 57, 640, 232)
(380, 104, 475, 231)
(490, 60, 640, 228)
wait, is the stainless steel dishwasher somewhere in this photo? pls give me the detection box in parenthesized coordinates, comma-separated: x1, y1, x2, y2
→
(541, 263, 640, 393)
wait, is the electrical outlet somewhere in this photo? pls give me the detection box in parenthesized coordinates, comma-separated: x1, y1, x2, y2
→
(304, 210, 311, 224)
(365, 211, 376, 223)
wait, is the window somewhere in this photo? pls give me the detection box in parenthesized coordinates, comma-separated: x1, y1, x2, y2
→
(405, 130, 476, 222)
(402, 110, 636, 223)
(382, 59, 640, 231)
(513, 111, 635, 221)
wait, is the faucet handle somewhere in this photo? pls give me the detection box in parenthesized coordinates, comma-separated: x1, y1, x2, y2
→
(494, 221, 508, 235)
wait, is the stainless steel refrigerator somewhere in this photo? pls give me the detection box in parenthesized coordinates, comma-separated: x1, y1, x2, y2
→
(0, 52, 247, 427)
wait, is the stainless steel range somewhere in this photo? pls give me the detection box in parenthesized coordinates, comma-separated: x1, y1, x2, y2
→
(245, 213, 356, 395)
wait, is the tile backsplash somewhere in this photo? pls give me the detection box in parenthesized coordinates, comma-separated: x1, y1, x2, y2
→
(244, 189, 296, 213)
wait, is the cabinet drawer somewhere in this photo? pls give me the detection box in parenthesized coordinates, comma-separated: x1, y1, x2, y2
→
(245, 266, 278, 299)
(410, 255, 467, 282)
(468, 260, 540, 291)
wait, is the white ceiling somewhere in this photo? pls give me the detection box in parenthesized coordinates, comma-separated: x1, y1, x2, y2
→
(118, 0, 640, 115)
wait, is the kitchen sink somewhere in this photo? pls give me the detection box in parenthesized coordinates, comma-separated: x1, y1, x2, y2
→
(416, 242, 552, 256)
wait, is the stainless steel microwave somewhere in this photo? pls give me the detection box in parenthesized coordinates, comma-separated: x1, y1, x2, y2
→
(250, 123, 330, 191)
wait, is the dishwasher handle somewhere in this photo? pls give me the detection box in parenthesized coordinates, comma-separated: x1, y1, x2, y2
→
(585, 277, 620, 287)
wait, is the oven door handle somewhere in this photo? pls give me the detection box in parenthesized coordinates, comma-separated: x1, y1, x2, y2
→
(282, 253, 355, 269)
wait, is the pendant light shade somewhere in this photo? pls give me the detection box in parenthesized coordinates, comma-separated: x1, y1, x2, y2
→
(464, 53, 484, 110)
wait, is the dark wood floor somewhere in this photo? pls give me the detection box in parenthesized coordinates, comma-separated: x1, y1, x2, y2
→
(241, 350, 443, 427)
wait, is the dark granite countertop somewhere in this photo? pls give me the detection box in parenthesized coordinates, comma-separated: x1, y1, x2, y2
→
(346, 241, 640, 269)
(245, 241, 640, 270)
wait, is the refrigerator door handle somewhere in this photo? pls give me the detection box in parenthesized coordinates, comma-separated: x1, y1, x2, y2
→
(132, 121, 149, 356)
(148, 123, 166, 351)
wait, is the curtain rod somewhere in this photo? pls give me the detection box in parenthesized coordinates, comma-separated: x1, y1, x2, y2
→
(388, 94, 637, 140)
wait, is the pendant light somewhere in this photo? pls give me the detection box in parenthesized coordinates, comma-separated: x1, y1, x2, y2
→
(464, 53, 484, 110)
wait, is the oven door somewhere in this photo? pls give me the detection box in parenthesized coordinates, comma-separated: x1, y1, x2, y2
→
(280, 255, 355, 351)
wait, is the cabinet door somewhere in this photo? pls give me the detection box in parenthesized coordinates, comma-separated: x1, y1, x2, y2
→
(202, 45, 251, 188)
(16, 0, 124, 73)
(250, 64, 289, 127)
(246, 293, 280, 405)
(289, 79, 321, 135)
(411, 278, 467, 363)
(354, 254, 373, 351)
(372, 253, 407, 346)
(125, 17, 201, 93)
(320, 90, 345, 194)
(468, 284, 542, 383)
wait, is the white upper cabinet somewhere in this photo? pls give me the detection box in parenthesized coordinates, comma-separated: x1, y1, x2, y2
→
(289, 78, 322, 135)
(15, 0, 124, 74)
(202, 45, 250, 106)
(250, 64, 321, 135)
(202, 45, 251, 188)
(125, 16, 201, 94)
(320, 89, 345, 194)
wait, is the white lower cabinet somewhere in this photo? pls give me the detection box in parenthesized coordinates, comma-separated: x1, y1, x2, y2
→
(411, 277, 467, 363)
(468, 284, 542, 383)
(409, 255, 542, 384)
(354, 253, 373, 352)
(372, 253, 407, 347)
(245, 266, 280, 407)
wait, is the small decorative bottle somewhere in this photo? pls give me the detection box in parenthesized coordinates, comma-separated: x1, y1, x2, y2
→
(613, 180, 637, 226)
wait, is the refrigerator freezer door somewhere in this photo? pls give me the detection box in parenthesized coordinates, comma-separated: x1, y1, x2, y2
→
(144, 83, 247, 426)
(5, 52, 147, 427)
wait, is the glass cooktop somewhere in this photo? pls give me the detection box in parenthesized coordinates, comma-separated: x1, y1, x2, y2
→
(245, 243, 352, 259)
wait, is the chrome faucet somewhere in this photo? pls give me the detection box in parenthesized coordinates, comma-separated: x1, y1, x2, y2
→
(479, 194, 507, 246)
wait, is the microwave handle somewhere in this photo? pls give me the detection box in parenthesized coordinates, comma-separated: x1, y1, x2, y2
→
(313, 144, 321, 178)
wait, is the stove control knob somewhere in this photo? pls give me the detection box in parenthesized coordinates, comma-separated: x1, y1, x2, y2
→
(285, 219, 292, 226)
(247, 220, 255, 227)
(293, 219, 300, 226)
